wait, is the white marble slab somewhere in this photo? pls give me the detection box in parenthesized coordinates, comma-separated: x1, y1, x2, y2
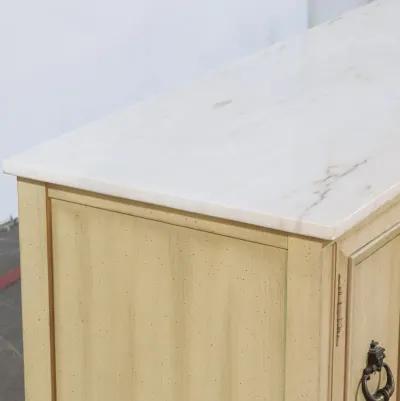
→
(4, 0, 400, 240)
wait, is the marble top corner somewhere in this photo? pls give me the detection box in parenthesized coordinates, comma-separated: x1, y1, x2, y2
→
(4, 0, 400, 240)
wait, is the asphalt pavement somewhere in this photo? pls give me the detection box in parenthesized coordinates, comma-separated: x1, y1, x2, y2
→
(0, 223, 24, 401)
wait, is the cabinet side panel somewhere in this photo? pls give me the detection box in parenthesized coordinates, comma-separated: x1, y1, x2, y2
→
(51, 199, 287, 401)
(285, 237, 327, 401)
(17, 179, 53, 401)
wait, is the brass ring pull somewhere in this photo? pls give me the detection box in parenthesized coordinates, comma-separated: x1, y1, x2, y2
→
(361, 341, 395, 401)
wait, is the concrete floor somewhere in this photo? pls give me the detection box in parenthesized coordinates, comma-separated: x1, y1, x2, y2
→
(0, 224, 24, 401)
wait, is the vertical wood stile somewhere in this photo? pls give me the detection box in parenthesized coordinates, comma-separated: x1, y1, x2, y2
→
(17, 179, 54, 401)
(285, 237, 328, 401)
(331, 249, 348, 401)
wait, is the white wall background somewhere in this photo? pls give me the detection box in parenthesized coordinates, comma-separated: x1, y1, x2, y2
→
(0, 0, 369, 221)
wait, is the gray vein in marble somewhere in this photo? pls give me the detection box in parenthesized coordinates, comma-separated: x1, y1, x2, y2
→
(213, 99, 232, 109)
(300, 159, 369, 219)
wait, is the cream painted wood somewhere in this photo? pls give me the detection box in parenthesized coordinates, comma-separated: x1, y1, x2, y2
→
(17, 179, 54, 401)
(48, 186, 288, 249)
(331, 225, 400, 401)
(285, 237, 329, 400)
(320, 243, 335, 401)
(16, 177, 400, 401)
(345, 234, 400, 401)
(331, 248, 348, 401)
(50, 199, 288, 401)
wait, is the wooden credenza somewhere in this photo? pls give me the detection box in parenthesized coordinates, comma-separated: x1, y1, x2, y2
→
(4, 1, 400, 400)
(16, 180, 400, 401)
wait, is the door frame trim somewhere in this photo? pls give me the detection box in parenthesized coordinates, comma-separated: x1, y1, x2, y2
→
(344, 222, 400, 401)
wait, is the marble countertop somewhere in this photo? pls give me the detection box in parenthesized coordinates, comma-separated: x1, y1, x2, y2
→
(4, 0, 400, 240)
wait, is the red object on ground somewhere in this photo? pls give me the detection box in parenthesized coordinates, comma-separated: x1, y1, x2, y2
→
(0, 267, 21, 290)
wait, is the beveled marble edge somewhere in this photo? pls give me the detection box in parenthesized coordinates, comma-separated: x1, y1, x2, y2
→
(5, 157, 400, 241)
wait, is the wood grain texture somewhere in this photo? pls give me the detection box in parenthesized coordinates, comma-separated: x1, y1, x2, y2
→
(346, 235, 400, 401)
(285, 237, 330, 401)
(51, 199, 288, 401)
(48, 186, 288, 249)
(319, 243, 335, 401)
(17, 179, 54, 401)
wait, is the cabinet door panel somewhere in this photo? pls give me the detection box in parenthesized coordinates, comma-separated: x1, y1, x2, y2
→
(347, 235, 400, 401)
(50, 199, 287, 401)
